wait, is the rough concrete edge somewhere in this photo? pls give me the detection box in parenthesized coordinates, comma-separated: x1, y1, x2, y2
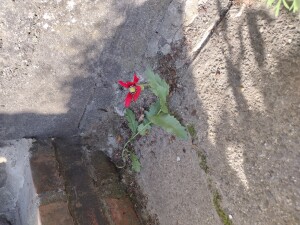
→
(0, 138, 40, 225)
(16, 139, 39, 225)
(184, 2, 239, 221)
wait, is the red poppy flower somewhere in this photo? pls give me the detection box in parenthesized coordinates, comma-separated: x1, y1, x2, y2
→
(118, 74, 142, 108)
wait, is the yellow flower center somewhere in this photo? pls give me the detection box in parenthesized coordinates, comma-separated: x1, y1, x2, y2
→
(129, 86, 136, 94)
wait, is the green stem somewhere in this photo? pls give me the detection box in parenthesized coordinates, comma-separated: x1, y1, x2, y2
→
(124, 121, 152, 149)
(116, 108, 162, 169)
(117, 121, 152, 169)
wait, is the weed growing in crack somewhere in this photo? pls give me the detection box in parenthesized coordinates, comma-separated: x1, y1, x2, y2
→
(117, 69, 188, 172)
(197, 150, 209, 173)
(187, 124, 197, 140)
(213, 191, 233, 225)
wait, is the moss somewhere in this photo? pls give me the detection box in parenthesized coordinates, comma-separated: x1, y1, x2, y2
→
(197, 151, 209, 173)
(186, 124, 197, 140)
(213, 191, 232, 225)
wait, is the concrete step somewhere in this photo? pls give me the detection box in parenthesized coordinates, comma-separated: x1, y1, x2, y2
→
(0, 138, 140, 225)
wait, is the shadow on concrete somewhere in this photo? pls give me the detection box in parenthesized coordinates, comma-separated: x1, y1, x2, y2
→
(185, 1, 300, 223)
(0, 0, 299, 223)
(0, 0, 173, 140)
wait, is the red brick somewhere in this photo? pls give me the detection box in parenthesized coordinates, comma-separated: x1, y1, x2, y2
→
(39, 201, 74, 225)
(105, 197, 140, 225)
(30, 140, 64, 194)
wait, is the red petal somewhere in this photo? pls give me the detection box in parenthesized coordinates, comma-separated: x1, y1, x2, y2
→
(133, 85, 141, 102)
(126, 81, 135, 87)
(133, 73, 139, 84)
(125, 93, 133, 108)
(118, 80, 130, 88)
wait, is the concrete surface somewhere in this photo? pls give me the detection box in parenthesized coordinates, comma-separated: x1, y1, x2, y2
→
(0, 0, 173, 140)
(0, 0, 299, 225)
(151, 1, 300, 224)
(136, 127, 222, 225)
(182, 3, 300, 224)
(0, 139, 37, 225)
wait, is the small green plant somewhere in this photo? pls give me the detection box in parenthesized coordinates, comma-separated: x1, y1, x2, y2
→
(267, 0, 299, 16)
(187, 124, 197, 142)
(197, 150, 209, 173)
(118, 69, 188, 172)
(213, 191, 233, 225)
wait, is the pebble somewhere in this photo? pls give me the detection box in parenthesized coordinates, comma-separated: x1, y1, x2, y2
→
(161, 44, 171, 55)
(176, 156, 181, 162)
(229, 214, 233, 220)
(259, 27, 264, 33)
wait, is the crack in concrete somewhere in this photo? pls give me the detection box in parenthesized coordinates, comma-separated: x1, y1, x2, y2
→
(77, 82, 97, 130)
(189, 0, 233, 63)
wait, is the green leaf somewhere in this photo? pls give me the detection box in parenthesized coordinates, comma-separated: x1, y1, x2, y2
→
(145, 69, 169, 113)
(282, 0, 290, 9)
(187, 124, 197, 139)
(125, 109, 138, 135)
(143, 117, 150, 124)
(292, 0, 299, 12)
(275, 0, 282, 16)
(149, 113, 188, 140)
(130, 152, 141, 172)
(267, 0, 275, 7)
(145, 101, 161, 119)
(137, 123, 151, 136)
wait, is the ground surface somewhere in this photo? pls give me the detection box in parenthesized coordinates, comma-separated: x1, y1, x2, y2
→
(1, 0, 300, 224)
